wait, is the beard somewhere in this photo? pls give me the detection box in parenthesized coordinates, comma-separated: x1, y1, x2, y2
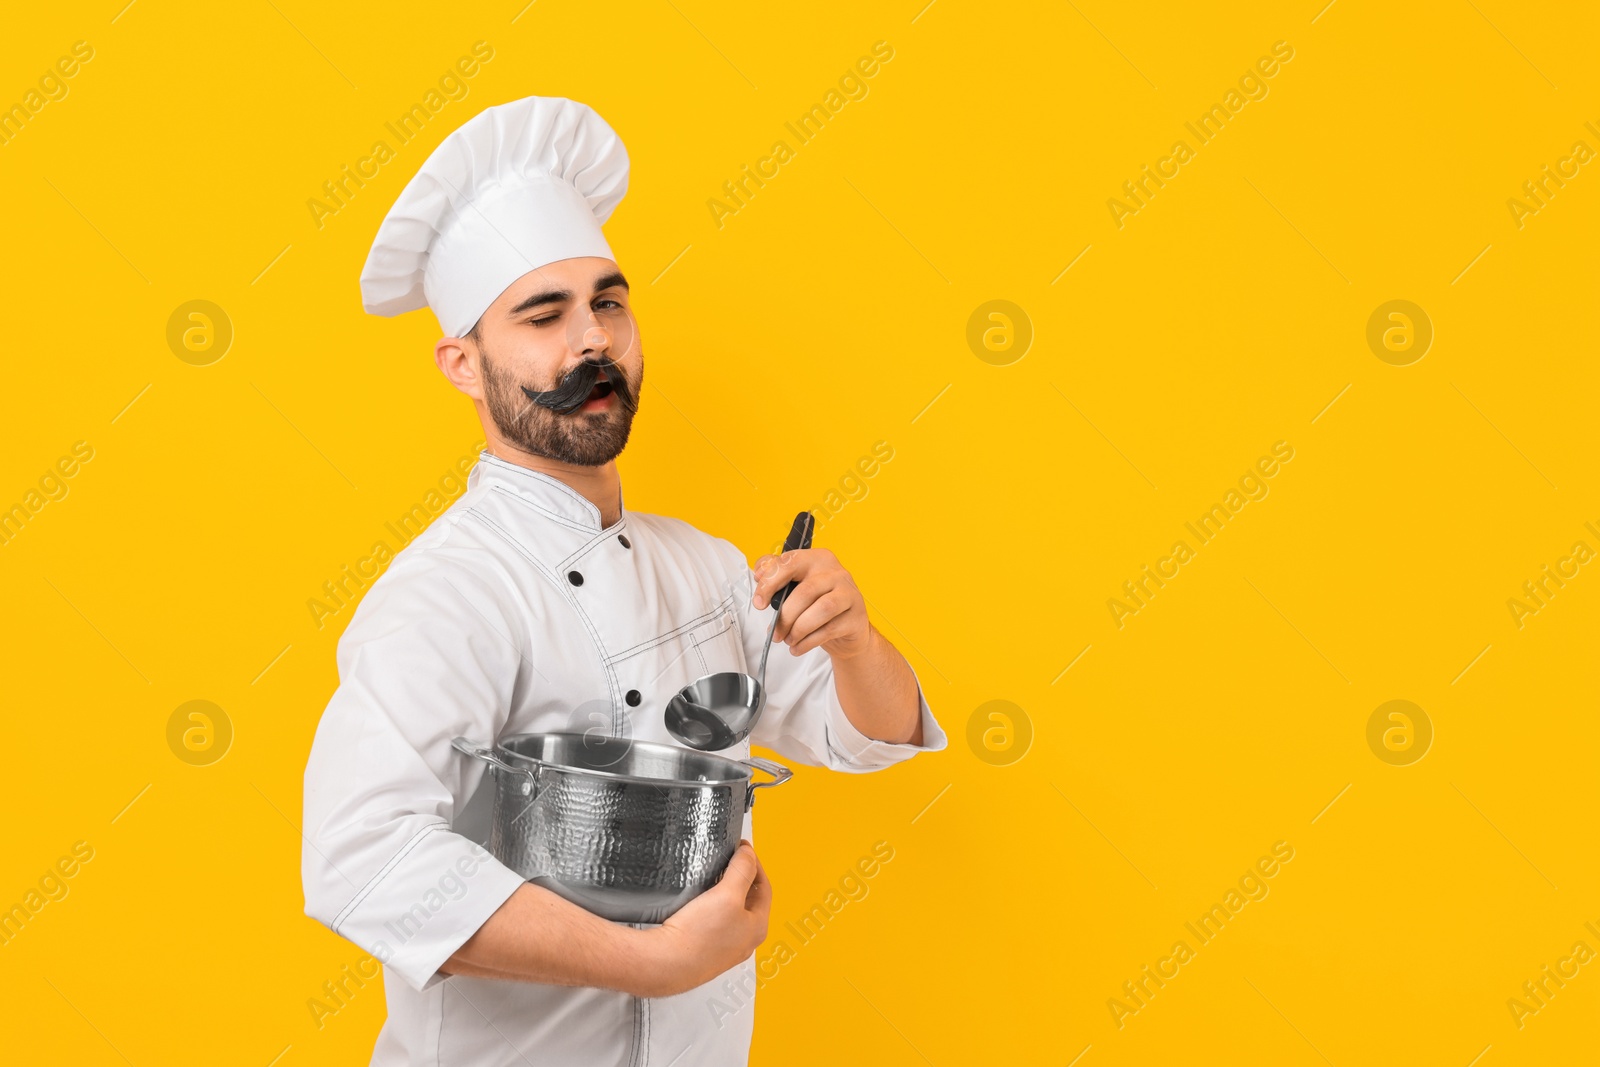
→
(479, 345, 644, 467)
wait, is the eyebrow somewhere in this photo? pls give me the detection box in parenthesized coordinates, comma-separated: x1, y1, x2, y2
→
(507, 271, 631, 316)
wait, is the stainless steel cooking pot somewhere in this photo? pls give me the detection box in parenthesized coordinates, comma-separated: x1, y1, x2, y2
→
(451, 732, 793, 923)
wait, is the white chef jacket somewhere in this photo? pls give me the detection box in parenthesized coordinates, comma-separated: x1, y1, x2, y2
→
(301, 450, 947, 1067)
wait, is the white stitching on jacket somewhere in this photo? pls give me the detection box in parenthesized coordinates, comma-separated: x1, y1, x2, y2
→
(330, 822, 446, 934)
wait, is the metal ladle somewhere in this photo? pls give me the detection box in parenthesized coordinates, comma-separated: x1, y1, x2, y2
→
(665, 511, 815, 750)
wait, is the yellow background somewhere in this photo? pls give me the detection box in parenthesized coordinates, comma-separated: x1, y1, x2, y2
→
(2, 1, 1596, 1064)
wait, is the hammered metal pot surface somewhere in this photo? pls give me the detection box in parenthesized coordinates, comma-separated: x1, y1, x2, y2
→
(453, 732, 791, 923)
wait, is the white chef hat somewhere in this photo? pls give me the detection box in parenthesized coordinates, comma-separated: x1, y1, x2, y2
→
(359, 95, 630, 338)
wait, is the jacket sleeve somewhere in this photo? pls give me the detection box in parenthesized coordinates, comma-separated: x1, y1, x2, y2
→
(300, 549, 530, 993)
(718, 545, 949, 772)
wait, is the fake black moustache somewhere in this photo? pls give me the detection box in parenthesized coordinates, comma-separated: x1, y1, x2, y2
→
(520, 357, 638, 416)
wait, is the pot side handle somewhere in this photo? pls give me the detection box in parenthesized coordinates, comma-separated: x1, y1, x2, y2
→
(740, 756, 793, 809)
(452, 736, 538, 796)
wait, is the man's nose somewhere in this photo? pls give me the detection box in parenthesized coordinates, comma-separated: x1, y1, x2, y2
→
(577, 312, 610, 356)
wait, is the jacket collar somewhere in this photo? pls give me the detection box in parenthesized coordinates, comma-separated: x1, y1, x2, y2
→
(467, 450, 626, 532)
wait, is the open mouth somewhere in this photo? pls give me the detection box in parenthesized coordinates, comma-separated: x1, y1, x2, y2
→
(522, 358, 631, 416)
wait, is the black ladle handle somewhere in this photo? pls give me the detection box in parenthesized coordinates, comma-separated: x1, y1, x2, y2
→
(768, 511, 815, 614)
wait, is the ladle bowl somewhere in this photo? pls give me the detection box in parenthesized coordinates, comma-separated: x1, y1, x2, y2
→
(665, 511, 814, 751)
(664, 674, 761, 751)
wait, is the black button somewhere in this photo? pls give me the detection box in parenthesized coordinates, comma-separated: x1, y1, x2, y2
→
(567, 571, 584, 586)
(625, 689, 641, 707)
(619, 535, 631, 549)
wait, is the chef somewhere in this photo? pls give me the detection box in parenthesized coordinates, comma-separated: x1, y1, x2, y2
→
(300, 94, 948, 1067)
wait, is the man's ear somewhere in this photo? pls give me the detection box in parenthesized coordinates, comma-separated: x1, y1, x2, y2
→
(435, 335, 484, 400)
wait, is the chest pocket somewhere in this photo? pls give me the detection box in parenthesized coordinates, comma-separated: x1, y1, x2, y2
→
(605, 596, 749, 740)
